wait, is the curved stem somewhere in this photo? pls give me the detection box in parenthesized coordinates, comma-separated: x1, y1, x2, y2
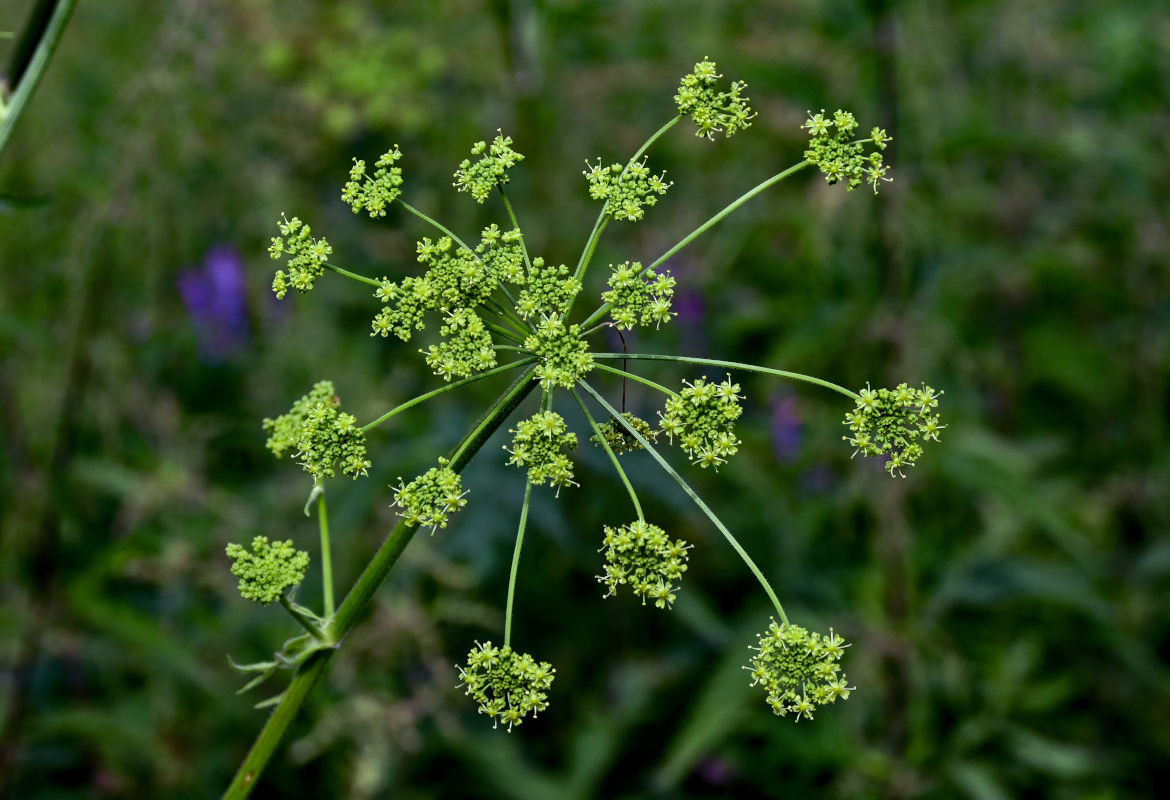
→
(316, 488, 333, 618)
(360, 359, 534, 433)
(581, 159, 812, 329)
(592, 363, 677, 398)
(498, 190, 533, 274)
(0, 0, 77, 161)
(570, 388, 643, 521)
(493, 345, 530, 354)
(223, 369, 537, 799)
(322, 262, 381, 288)
(503, 481, 533, 648)
(591, 352, 859, 401)
(567, 115, 684, 317)
(484, 320, 525, 344)
(579, 381, 789, 625)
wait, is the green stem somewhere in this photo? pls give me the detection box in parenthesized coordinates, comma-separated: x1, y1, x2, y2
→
(484, 320, 525, 344)
(323, 262, 381, 288)
(579, 381, 789, 625)
(493, 345, 529, 354)
(581, 159, 812, 329)
(567, 115, 684, 316)
(591, 352, 859, 401)
(499, 190, 533, 274)
(360, 359, 534, 433)
(570, 388, 643, 521)
(316, 489, 333, 618)
(592, 362, 677, 398)
(223, 369, 538, 799)
(503, 481, 533, 647)
(0, 0, 77, 160)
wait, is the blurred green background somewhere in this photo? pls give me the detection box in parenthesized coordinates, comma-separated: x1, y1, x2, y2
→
(2, 1, 1168, 797)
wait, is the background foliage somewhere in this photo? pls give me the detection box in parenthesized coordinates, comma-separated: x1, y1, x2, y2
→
(1, 1, 1167, 797)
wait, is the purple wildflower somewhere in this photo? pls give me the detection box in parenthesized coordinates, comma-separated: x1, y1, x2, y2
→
(178, 245, 250, 361)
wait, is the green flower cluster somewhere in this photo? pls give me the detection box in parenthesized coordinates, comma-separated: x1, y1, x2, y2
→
(422, 308, 497, 381)
(453, 130, 524, 203)
(524, 314, 593, 390)
(392, 458, 467, 532)
(263, 381, 371, 480)
(843, 382, 943, 477)
(659, 375, 744, 468)
(226, 536, 310, 605)
(269, 215, 332, 299)
(674, 57, 754, 140)
(597, 521, 691, 610)
(515, 257, 581, 319)
(801, 109, 892, 193)
(505, 411, 578, 491)
(457, 641, 555, 732)
(589, 412, 658, 455)
(342, 145, 404, 217)
(602, 261, 676, 330)
(583, 156, 672, 222)
(476, 224, 527, 285)
(746, 620, 853, 722)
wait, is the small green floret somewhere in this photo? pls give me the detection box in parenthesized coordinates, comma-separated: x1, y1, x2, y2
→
(453, 130, 524, 203)
(602, 261, 676, 330)
(269, 215, 332, 299)
(342, 145, 404, 217)
(842, 382, 943, 476)
(597, 520, 691, 609)
(523, 314, 594, 390)
(659, 375, 744, 468)
(746, 620, 853, 722)
(802, 109, 892, 193)
(589, 412, 658, 454)
(422, 308, 497, 381)
(584, 156, 672, 222)
(392, 458, 467, 531)
(674, 57, 755, 140)
(515, 257, 581, 319)
(416, 235, 497, 312)
(262, 381, 371, 480)
(226, 536, 310, 605)
(457, 641, 555, 732)
(476, 224, 527, 285)
(505, 411, 578, 491)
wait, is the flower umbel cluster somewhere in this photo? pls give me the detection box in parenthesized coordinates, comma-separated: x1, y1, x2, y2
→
(584, 156, 672, 222)
(659, 375, 744, 468)
(524, 314, 594, 390)
(392, 458, 467, 531)
(342, 145, 404, 217)
(843, 383, 943, 476)
(423, 308, 497, 381)
(226, 536, 310, 605)
(597, 521, 691, 609)
(269, 215, 332, 299)
(589, 412, 658, 455)
(457, 642, 555, 732)
(602, 261, 676, 330)
(263, 381, 371, 480)
(453, 130, 524, 203)
(802, 109, 892, 193)
(747, 620, 852, 721)
(674, 57, 755, 139)
(505, 411, 578, 491)
(515, 257, 581, 319)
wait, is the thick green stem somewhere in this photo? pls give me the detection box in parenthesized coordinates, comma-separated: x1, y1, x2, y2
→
(322, 262, 381, 288)
(503, 481, 533, 648)
(223, 369, 537, 799)
(360, 358, 533, 433)
(592, 362, 677, 399)
(316, 489, 333, 618)
(567, 115, 683, 317)
(579, 381, 789, 625)
(570, 388, 642, 521)
(0, 0, 77, 160)
(581, 159, 812, 329)
(591, 352, 859, 401)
